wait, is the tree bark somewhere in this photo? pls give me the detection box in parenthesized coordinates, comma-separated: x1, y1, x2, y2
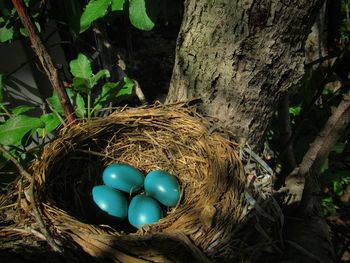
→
(167, 0, 324, 150)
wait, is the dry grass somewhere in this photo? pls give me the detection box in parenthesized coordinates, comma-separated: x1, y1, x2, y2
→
(0, 105, 275, 262)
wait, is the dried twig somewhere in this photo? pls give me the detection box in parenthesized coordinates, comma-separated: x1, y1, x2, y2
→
(133, 79, 148, 105)
(28, 179, 63, 252)
(0, 144, 62, 252)
(0, 145, 32, 182)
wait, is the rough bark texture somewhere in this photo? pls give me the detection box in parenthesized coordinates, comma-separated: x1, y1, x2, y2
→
(167, 0, 324, 149)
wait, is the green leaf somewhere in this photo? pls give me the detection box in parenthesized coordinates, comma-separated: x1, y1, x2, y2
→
(47, 92, 64, 115)
(19, 27, 28, 37)
(73, 77, 92, 94)
(94, 77, 134, 110)
(80, 0, 112, 33)
(122, 77, 135, 95)
(289, 105, 301, 117)
(333, 181, 343, 196)
(70, 91, 86, 118)
(333, 143, 345, 154)
(67, 89, 86, 118)
(35, 21, 41, 33)
(69, 54, 93, 79)
(320, 159, 328, 174)
(47, 89, 86, 118)
(19, 22, 41, 37)
(321, 197, 338, 216)
(70, 55, 110, 94)
(322, 86, 330, 96)
(111, 0, 125, 11)
(0, 115, 44, 146)
(0, 25, 14, 42)
(94, 81, 121, 109)
(90, 69, 110, 87)
(11, 105, 36, 115)
(129, 0, 160, 31)
(40, 113, 61, 134)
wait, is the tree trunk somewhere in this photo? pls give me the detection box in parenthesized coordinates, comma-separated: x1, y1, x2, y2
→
(167, 0, 324, 150)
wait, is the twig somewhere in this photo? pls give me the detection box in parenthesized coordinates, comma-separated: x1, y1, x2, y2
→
(0, 144, 62, 252)
(45, 98, 67, 126)
(0, 103, 12, 117)
(28, 178, 62, 252)
(133, 79, 148, 105)
(0, 145, 32, 182)
(11, 0, 77, 125)
(75, 149, 109, 158)
(281, 51, 345, 158)
(305, 53, 339, 68)
(283, 90, 350, 206)
(298, 90, 350, 177)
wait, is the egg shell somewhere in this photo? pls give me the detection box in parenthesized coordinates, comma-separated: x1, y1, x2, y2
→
(128, 195, 163, 229)
(92, 185, 128, 219)
(103, 163, 144, 194)
(144, 170, 180, 207)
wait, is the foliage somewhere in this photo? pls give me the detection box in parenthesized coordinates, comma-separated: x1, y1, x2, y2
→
(0, 0, 175, 183)
(340, 0, 350, 41)
(128, 0, 160, 31)
(265, 0, 350, 217)
(267, 79, 350, 216)
(79, 0, 160, 33)
(0, 0, 180, 43)
(320, 142, 350, 216)
(0, 51, 134, 182)
(0, 102, 59, 182)
(0, 0, 43, 42)
(80, 0, 112, 33)
(67, 53, 134, 119)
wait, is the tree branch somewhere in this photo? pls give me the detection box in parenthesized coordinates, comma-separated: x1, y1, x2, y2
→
(11, 0, 77, 125)
(283, 90, 350, 205)
(299, 91, 350, 177)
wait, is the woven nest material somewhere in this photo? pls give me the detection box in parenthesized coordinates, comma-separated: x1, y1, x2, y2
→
(0, 105, 274, 262)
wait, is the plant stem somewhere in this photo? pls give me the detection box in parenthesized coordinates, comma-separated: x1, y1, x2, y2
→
(87, 93, 91, 120)
(0, 104, 12, 117)
(11, 0, 77, 125)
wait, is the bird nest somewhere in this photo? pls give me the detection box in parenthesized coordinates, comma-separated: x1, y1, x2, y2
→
(0, 105, 275, 262)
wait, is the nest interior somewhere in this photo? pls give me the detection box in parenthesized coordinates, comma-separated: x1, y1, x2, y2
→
(18, 106, 256, 262)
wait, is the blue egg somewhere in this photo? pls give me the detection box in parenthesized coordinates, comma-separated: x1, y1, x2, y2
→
(144, 170, 180, 207)
(128, 195, 163, 229)
(103, 163, 144, 194)
(92, 185, 128, 218)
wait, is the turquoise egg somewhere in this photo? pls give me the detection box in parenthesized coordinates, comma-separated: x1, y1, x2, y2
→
(103, 163, 144, 194)
(144, 170, 180, 207)
(92, 185, 128, 218)
(128, 195, 163, 229)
